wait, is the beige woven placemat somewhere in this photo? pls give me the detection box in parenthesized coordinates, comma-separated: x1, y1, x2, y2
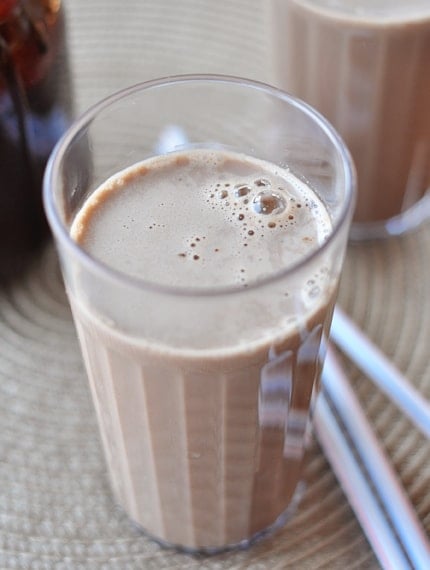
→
(1, 1, 429, 568)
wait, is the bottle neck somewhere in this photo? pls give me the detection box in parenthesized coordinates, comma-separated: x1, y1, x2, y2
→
(0, 1, 63, 90)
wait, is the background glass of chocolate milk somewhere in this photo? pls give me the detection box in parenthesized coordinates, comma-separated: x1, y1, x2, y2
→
(270, 0, 430, 239)
(43, 76, 355, 552)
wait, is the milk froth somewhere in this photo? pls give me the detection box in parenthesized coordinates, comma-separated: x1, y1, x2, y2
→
(72, 149, 331, 288)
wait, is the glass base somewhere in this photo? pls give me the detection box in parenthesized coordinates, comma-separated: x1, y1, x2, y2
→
(127, 481, 306, 555)
(350, 191, 430, 241)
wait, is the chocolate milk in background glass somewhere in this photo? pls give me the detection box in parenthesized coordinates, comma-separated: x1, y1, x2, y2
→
(271, 0, 430, 234)
(69, 149, 337, 550)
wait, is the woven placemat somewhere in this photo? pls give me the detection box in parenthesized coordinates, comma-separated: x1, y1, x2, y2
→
(1, 1, 429, 568)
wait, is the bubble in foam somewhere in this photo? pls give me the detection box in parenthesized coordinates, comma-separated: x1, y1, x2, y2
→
(252, 190, 287, 216)
(234, 184, 251, 198)
(309, 286, 321, 298)
(254, 178, 271, 188)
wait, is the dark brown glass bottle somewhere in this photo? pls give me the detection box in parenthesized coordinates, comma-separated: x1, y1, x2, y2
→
(0, 0, 72, 285)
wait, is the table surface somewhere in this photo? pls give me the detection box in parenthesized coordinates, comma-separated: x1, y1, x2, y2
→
(1, 1, 429, 568)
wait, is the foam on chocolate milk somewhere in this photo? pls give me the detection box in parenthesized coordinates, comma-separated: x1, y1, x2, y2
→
(71, 149, 331, 288)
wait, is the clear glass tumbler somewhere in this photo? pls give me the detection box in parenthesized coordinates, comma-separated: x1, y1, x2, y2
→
(44, 75, 355, 552)
(270, 0, 430, 240)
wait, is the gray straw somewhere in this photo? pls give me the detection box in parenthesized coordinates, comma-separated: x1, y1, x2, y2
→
(315, 394, 411, 569)
(331, 306, 430, 440)
(315, 347, 430, 569)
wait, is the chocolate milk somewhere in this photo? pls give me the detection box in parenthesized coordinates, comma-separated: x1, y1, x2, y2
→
(69, 149, 335, 550)
(271, 0, 430, 225)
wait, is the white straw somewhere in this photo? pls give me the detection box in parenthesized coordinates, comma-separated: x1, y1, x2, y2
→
(314, 394, 411, 569)
(319, 347, 430, 569)
(330, 306, 430, 440)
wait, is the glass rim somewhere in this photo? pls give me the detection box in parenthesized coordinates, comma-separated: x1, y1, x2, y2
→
(43, 73, 356, 299)
(292, 0, 430, 23)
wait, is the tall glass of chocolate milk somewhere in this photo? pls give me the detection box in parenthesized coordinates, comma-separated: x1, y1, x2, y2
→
(270, 0, 430, 239)
(44, 76, 355, 552)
